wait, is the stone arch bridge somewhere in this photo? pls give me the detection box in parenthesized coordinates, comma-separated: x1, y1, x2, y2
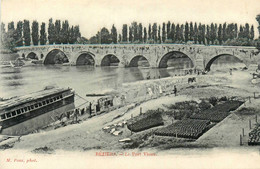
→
(16, 44, 260, 71)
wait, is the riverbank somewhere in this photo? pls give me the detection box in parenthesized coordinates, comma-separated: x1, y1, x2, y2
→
(0, 53, 19, 61)
(1, 68, 260, 152)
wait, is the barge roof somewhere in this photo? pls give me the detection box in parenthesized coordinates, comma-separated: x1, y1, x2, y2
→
(0, 87, 71, 110)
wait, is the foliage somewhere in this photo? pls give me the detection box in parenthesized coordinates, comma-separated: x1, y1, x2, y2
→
(166, 101, 199, 120)
(208, 97, 218, 106)
(40, 23, 47, 45)
(32, 21, 39, 45)
(111, 24, 117, 44)
(15, 21, 23, 46)
(1, 18, 257, 48)
(256, 14, 260, 37)
(122, 24, 128, 42)
(48, 18, 55, 44)
(223, 38, 256, 46)
(23, 20, 31, 46)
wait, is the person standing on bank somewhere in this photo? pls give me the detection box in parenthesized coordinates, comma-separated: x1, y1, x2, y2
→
(174, 85, 177, 96)
(89, 102, 92, 116)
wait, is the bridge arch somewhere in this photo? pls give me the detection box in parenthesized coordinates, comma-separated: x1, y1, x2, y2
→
(76, 52, 95, 66)
(44, 49, 69, 65)
(205, 54, 245, 71)
(158, 51, 194, 68)
(27, 52, 39, 60)
(101, 54, 120, 66)
(128, 55, 150, 67)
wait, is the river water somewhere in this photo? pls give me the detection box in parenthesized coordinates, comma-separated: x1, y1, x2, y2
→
(0, 54, 245, 103)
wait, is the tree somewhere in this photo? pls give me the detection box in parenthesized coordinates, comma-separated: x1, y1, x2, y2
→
(97, 27, 111, 44)
(152, 23, 157, 42)
(244, 23, 250, 39)
(202, 24, 206, 45)
(189, 22, 194, 41)
(1, 23, 6, 46)
(131, 22, 138, 42)
(194, 23, 198, 44)
(180, 24, 184, 42)
(8, 22, 15, 32)
(54, 20, 61, 44)
(129, 26, 133, 43)
(23, 20, 31, 46)
(111, 24, 117, 44)
(166, 21, 171, 40)
(158, 25, 161, 43)
(77, 37, 88, 44)
(74, 25, 81, 43)
(184, 22, 189, 42)
(48, 18, 55, 44)
(16, 21, 23, 46)
(60, 20, 69, 44)
(69, 26, 75, 44)
(1, 22, 16, 51)
(122, 24, 128, 42)
(40, 22, 47, 45)
(198, 23, 202, 44)
(148, 24, 152, 40)
(118, 34, 122, 43)
(256, 14, 260, 38)
(89, 35, 98, 44)
(218, 24, 223, 45)
(175, 24, 181, 41)
(210, 23, 216, 44)
(31, 21, 39, 45)
(222, 23, 227, 42)
(171, 23, 175, 42)
(143, 27, 147, 43)
(138, 23, 143, 43)
(238, 25, 244, 38)
(234, 24, 238, 39)
(250, 25, 254, 40)
(162, 22, 166, 43)
(7, 22, 16, 46)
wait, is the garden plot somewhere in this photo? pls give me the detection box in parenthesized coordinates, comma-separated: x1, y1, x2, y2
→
(190, 100, 244, 122)
(248, 123, 260, 146)
(155, 119, 211, 139)
(127, 110, 164, 132)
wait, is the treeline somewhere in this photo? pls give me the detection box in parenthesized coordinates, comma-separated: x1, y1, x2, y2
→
(1, 18, 83, 52)
(89, 21, 256, 46)
(256, 14, 260, 50)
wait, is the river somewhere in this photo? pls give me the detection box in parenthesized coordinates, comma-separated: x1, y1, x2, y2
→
(0, 54, 244, 103)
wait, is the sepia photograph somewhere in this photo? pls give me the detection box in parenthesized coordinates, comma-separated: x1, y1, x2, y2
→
(0, 0, 260, 168)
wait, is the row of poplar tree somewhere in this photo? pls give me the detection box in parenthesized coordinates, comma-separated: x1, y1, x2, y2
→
(1, 19, 258, 52)
(89, 21, 256, 46)
(1, 18, 82, 51)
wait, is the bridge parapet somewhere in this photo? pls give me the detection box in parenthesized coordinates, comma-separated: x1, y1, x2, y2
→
(15, 44, 259, 70)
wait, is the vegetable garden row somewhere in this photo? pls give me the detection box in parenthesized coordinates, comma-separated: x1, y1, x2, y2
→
(154, 119, 210, 139)
(127, 111, 164, 132)
(190, 100, 243, 122)
(248, 124, 260, 146)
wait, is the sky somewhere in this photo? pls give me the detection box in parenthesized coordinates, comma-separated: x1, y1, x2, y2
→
(1, 0, 260, 38)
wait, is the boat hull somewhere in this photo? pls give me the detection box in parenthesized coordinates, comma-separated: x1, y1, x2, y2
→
(0, 94, 75, 136)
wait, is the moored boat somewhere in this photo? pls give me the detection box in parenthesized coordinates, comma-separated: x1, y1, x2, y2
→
(0, 86, 75, 136)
